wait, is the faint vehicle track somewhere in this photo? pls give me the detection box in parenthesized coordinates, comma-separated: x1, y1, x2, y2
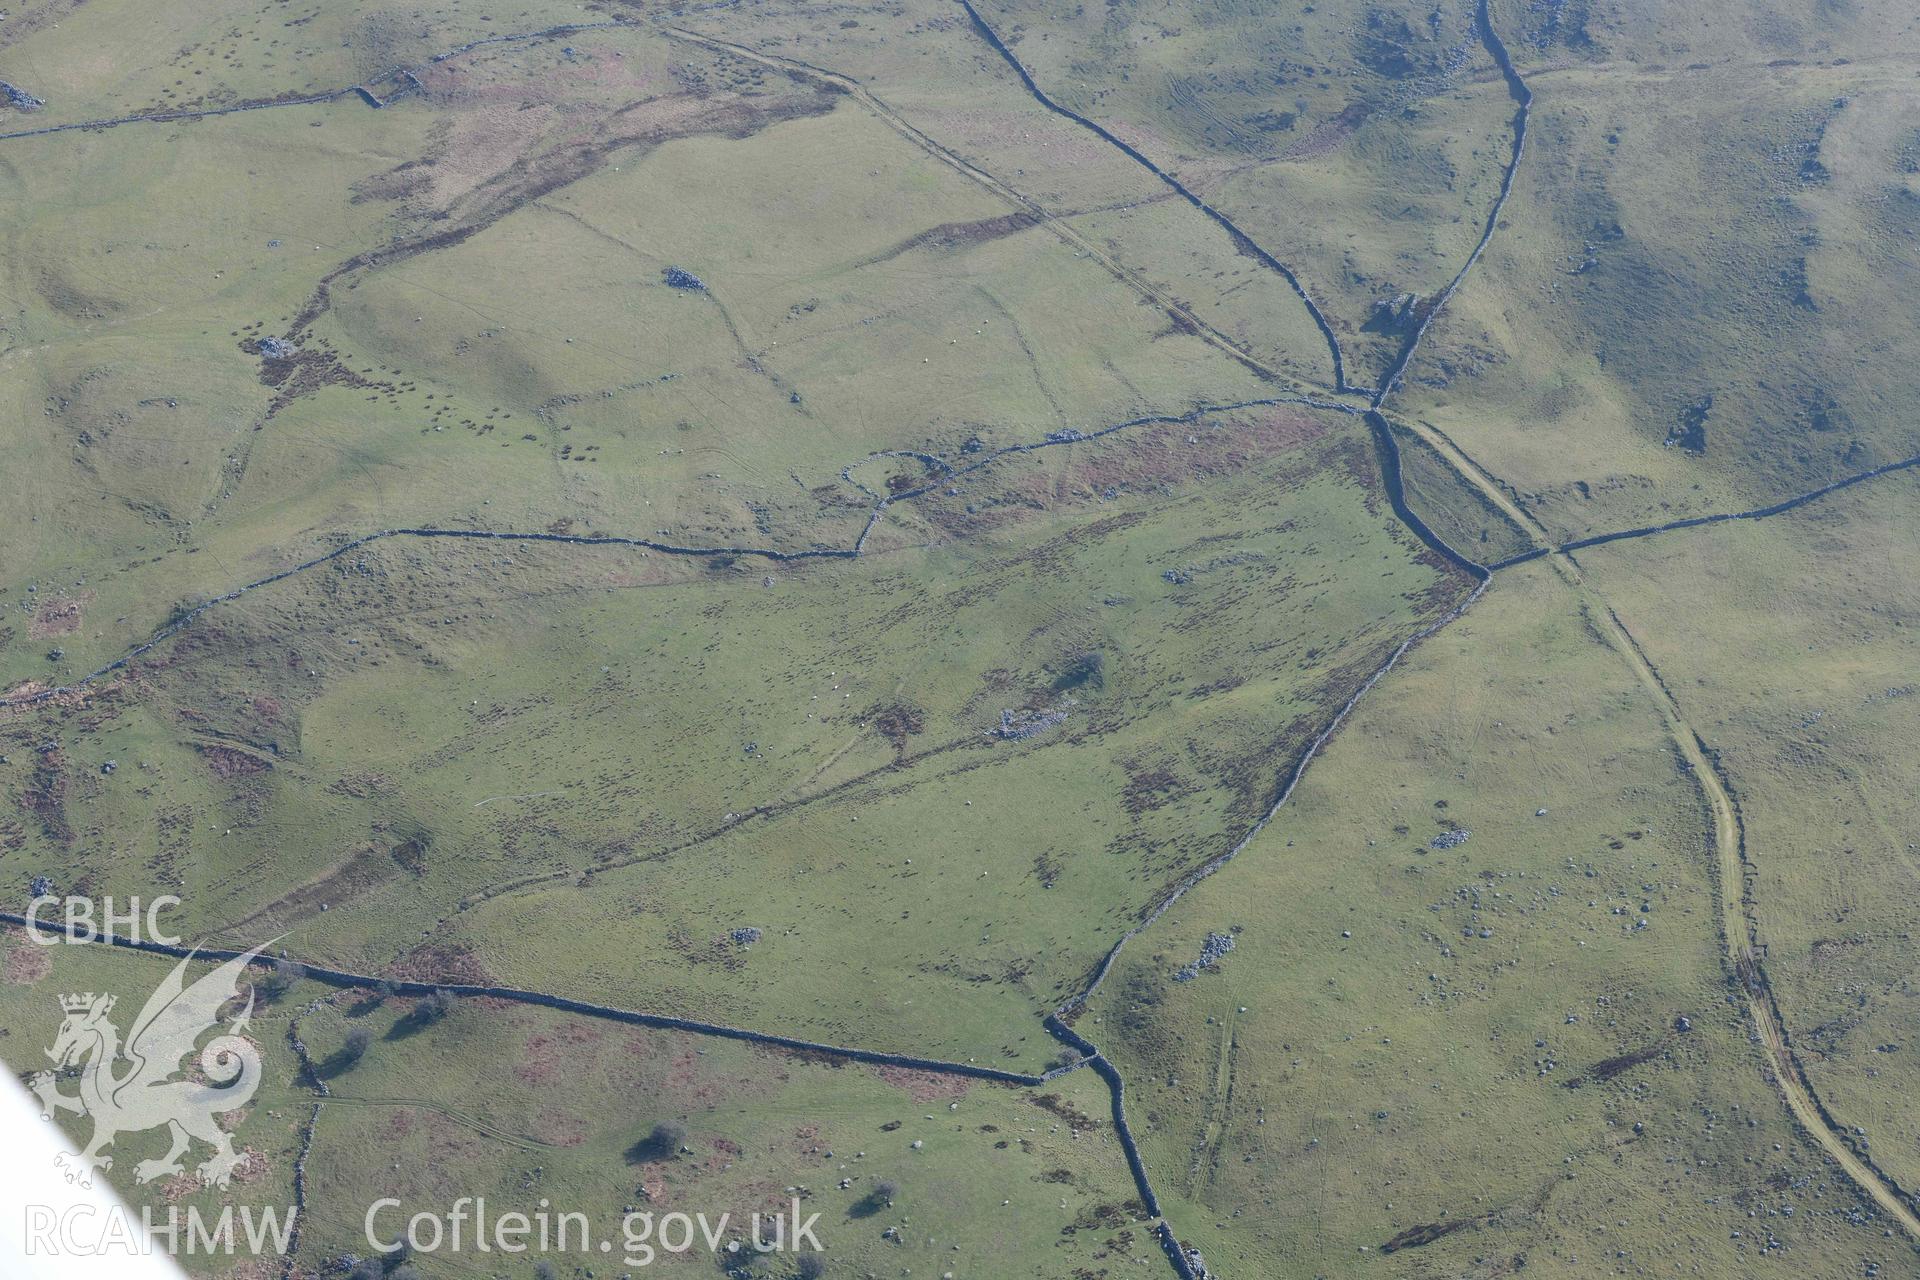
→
(320, 1093, 562, 1151)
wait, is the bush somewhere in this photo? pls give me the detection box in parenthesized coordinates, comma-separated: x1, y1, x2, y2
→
(260, 959, 305, 999)
(415, 987, 455, 1024)
(1051, 651, 1106, 692)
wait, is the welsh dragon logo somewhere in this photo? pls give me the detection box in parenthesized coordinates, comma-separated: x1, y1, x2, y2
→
(29, 945, 267, 1189)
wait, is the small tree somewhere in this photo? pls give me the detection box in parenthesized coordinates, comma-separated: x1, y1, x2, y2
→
(532, 1262, 558, 1280)
(340, 1026, 372, 1065)
(415, 987, 455, 1025)
(873, 1179, 898, 1205)
(649, 1120, 688, 1156)
(795, 1252, 827, 1279)
(375, 979, 398, 1003)
(260, 958, 305, 1000)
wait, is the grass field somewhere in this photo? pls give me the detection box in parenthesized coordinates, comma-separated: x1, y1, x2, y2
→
(947, 0, 1522, 388)
(1082, 559, 1887, 1277)
(1401, 56, 1920, 541)
(0, 936, 1149, 1277)
(1580, 472, 1920, 1199)
(4, 408, 1471, 1067)
(3, 0, 1918, 1275)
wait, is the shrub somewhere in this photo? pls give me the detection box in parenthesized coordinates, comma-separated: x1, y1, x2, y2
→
(415, 987, 455, 1024)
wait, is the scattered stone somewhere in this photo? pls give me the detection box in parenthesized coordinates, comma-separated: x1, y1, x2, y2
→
(257, 336, 297, 359)
(995, 707, 1066, 741)
(0, 81, 45, 112)
(1371, 292, 1423, 329)
(663, 266, 705, 290)
(1665, 395, 1711, 453)
(100, 760, 116, 775)
(1174, 931, 1236, 982)
(1430, 828, 1471, 850)
(730, 926, 762, 948)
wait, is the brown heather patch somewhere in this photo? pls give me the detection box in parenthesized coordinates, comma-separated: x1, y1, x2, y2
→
(851, 210, 1041, 269)
(532, 1108, 589, 1146)
(871, 1064, 973, 1104)
(241, 335, 377, 422)
(16, 746, 71, 844)
(220, 1258, 278, 1280)
(0, 0, 87, 52)
(198, 744, 272, 779)
(1279, 100, 1377, 161)
(159, 1171, 204, 1203)
(921, 407, 1335, 543)
(387, 941, 495, 985)
(516, 1019, 605, 1085)
(1029, 1091, 1101, 1135)
(4, 937, 53, 984)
